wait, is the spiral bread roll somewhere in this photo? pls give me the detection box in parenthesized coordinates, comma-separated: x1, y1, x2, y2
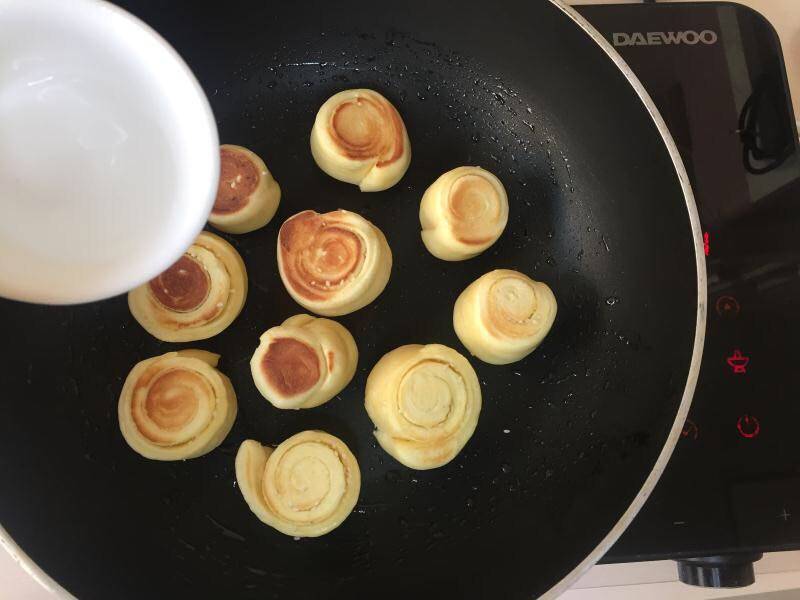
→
(118, 350, 237, 461)
(453, 269, 557, 365)
(208, 144, 281, 234)
(235, 431, 361, 537)
(128, 231, 247, 342)
(365, 344, 482, 470)
(420, 166, 509, 261)
(277, 210, 392, 316)
(250, 314, 358, 410)
(310, 89, 411, 192)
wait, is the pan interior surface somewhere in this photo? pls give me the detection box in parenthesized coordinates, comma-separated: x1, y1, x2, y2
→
(0, 1, 700, 598)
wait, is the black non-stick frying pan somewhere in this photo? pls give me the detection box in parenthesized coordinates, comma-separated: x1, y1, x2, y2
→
(0, 1, 706, 598)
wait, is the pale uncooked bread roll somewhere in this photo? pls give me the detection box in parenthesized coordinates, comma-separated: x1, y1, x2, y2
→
(235, 431, 361, 537)
(310, 89, 411, 192)
(277, 209, 392, 316)
(420, 166, 509, 261)
(209, 144, 281, 234)
(118, 350, 237, 461)
(453, 269, 557, 365)
(128, 231, 247, 342)
(250, 314, 358, 409)
(365, 344, 481, 470)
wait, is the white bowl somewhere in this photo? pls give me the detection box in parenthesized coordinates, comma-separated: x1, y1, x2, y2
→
(0, 0, 219, 304)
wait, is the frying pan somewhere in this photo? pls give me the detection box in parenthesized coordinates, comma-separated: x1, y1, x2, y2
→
(0, 0, 706, 597)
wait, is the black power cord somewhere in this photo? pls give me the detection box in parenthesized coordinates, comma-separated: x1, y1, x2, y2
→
(738, 71, 795, 175)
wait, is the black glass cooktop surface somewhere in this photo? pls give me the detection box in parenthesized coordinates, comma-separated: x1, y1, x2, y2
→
(576, 1, 800, 562)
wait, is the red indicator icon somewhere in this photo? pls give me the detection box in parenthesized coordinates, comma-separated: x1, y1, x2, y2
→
(726, 349, 749, 374)
(703, 232, 710, 256)
(715, 295, 740, 318)
(681, 419, 699, 440)
(737, 415, 760, 439)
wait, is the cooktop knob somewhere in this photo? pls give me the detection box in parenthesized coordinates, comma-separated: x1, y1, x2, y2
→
(676, 553, 762, 588)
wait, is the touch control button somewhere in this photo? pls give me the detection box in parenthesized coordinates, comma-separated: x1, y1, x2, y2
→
(715, 296, 740, 318)
(737, 415, 760, 439)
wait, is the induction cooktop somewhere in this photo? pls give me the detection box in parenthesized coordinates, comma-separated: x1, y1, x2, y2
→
(575, 1, 800, 588)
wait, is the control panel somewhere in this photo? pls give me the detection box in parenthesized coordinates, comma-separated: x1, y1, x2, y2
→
(577, 2, 800, 563)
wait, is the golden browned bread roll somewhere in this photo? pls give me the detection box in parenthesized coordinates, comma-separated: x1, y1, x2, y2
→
(310, 89, 411, 191)
(128, 231, 247, 342)
(250, 314, 358, 409)
(419, 166, 509, 261)
(453, 269, 557, 365)
(208, 144, 281, 234)
(235, 431, 360, 537)
(118, 350, 237, 461)
(277, 209, 392, 316)
(364, 344, 481, 470)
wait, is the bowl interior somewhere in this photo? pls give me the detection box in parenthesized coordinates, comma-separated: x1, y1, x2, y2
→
(0, 0, 218, 304)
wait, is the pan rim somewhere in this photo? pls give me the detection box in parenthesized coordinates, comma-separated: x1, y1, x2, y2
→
(0, 524, 71, 599)
(0, 0, 707, 597)
(542, 0, 707, 597)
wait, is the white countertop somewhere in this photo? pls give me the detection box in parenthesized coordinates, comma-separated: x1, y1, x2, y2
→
(562, 552, 800, 599)
(3, 1, 799, 598)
